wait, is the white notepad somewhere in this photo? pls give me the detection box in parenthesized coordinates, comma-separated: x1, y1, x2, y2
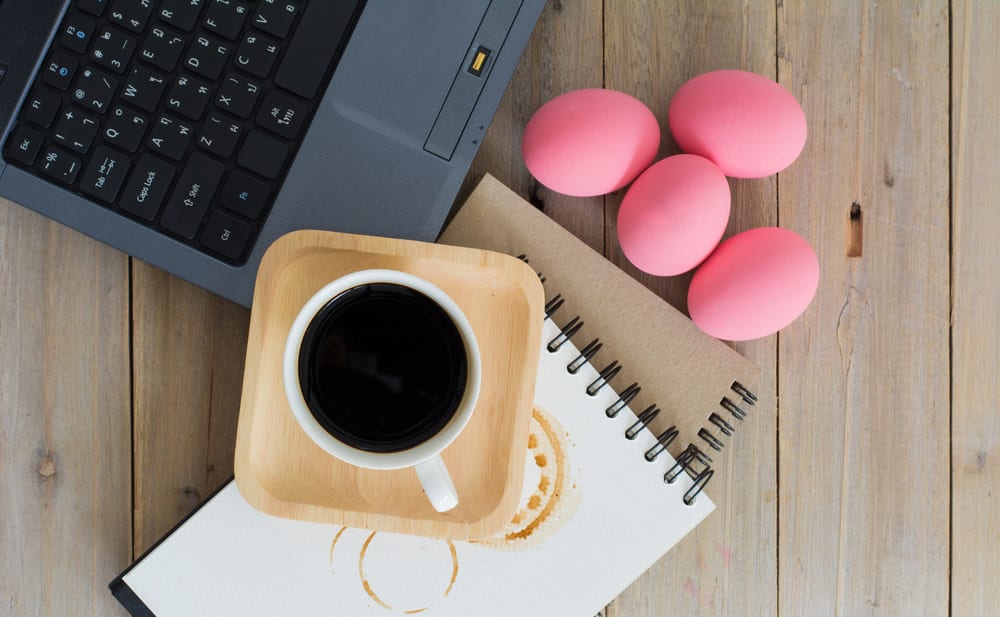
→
(112, 319, 713, 616)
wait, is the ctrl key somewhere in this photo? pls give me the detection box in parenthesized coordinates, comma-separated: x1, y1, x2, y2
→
(200, 211, 252, 261)
(120, 154, 175, 220)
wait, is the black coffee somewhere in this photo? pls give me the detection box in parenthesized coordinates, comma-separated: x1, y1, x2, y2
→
(298, 283, 468, 453)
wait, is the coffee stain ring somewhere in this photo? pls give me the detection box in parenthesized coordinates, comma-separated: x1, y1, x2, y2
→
(331, 528, 459, 612)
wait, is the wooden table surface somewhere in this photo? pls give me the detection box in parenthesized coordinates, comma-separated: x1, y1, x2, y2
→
(2, 1, 997, 615)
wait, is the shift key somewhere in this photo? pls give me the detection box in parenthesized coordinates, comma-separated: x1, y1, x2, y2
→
(120, 154, 175, 220)
(160, 153, 224, 238)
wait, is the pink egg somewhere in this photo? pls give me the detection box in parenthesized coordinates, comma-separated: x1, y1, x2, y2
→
(668, 70, 807, 178)
(616, 154, 731, 276)
(688, 227, 819, 341)
(522, 89, 660, 197)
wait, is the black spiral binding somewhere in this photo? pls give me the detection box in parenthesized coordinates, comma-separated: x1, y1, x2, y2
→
(525, 255, 708, 507)
(521, 255, 759, 505)
(671, 382, 759, 501)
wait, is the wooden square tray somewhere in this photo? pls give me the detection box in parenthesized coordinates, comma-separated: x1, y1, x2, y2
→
(234, 230, 544, 540)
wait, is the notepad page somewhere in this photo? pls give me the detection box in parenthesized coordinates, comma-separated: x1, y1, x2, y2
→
(122, 319, 713, 617)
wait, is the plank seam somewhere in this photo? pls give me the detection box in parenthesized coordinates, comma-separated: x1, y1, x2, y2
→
(774, 1, 782, 615)
(128, 256, 137, 562)
(946, 1, 955, 615)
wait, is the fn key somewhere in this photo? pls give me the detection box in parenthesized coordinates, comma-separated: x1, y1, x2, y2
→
(200, 211, 252, 261)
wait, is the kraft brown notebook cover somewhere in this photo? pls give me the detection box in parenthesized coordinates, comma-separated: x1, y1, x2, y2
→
(439, 174, 761, 468)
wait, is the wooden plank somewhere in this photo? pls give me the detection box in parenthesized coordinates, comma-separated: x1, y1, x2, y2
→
(602, 3, 778, 616)
(469, 0, 605, 252)
(777, 1, 950, 615)
(951, 2, 1000, 614)
(0, 200, 131, 616)
(131, 261, 249, 555)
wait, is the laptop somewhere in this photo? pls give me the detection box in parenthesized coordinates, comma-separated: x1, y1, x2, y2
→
(0, 0, 545, 306)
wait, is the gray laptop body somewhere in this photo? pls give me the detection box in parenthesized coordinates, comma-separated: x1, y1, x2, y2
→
(0, 0, 545, 306)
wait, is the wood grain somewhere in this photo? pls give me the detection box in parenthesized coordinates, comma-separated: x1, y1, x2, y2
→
(778, 1, 950, 615)
(7, 0, 1000, 612)
(234, 231, 543, 539)
(0, 201, 131, 616)
(602, 2, 778, 616)
(130, 261, 249, 555)
(951, 2, 1000, 615)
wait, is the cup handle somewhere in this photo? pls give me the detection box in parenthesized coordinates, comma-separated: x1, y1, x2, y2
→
(415, 455, 459, 512)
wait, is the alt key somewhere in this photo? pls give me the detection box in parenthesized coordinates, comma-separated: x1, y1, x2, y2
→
(200, 210, 252, 261)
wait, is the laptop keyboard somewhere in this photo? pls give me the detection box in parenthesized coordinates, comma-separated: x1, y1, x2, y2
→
(3, 0, 364, 264)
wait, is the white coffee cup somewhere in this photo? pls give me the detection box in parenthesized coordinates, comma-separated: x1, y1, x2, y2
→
(283, 269, 481, 512)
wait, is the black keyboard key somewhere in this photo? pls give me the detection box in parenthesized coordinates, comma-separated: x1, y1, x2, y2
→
(103, 106, 149, 151)
(71, 66, 118, 113)
(147, 114, 193, 160)
(234, 32, 279, 79)
(60, 14, 97, 54)
(166, 74, 212, 120)
(197, 112, 242, 158)
(120, 154, 174, 219)
(91, 27, 136, 73)
(236, 131, 287, 179)
(185, 35, 231, 80)
(43, 51, 79, 91)
(11, 0, 346, 263)
(140, 25, 187, 71)
(158, 0, 206, 32)
(79, 145, 132, 202)
(4, 125, 45, 166)
(21, 89, 61, 128)
(200, 210, 251, 260)
(53, 108, 100, 154)
(255, 90, 306, 139)
(39, 147, 83, 184)
(253, 0, 299, 39)
(109, 0, 155, 33)
(160, 152, 224, 238)
(215, 72, 260, 118)
(203, 0, 249, 40)
(122, 65, 167, 112)
(274, 0, 360, 99)
(78, 0, 110, 17)
(219, 169, 268, 218)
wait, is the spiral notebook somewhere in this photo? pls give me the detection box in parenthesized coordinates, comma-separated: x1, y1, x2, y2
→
(440, 175, 761, 481)
(111, 175, 761, 615)
(112, 319, 719, 616)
